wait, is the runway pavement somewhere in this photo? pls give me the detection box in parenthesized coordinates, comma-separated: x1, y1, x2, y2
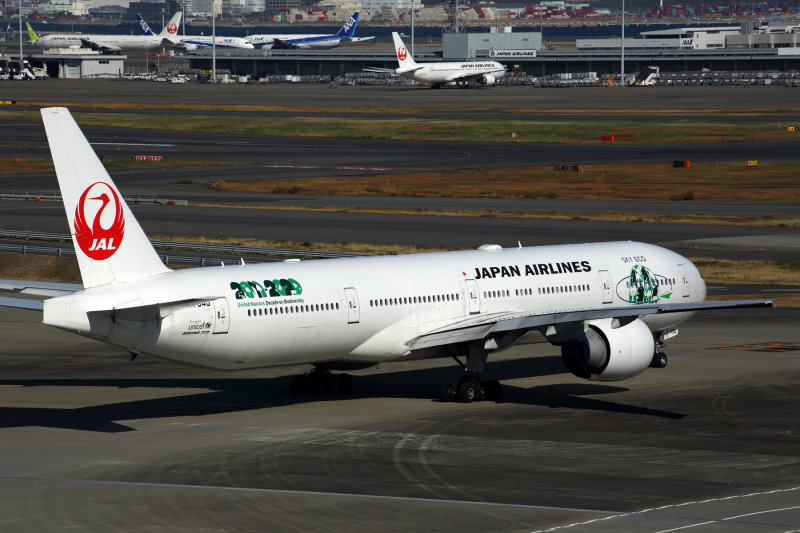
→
(2, 123, 799, 194)
(0, 306, 798, 532)
(0, 198, 797, 252)
(1, 82, 800, 532)
(4, 79, 800, 112)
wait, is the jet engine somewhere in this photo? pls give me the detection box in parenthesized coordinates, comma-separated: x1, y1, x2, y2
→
(560, 318, 654, 382)
(477, 74, 496, 86)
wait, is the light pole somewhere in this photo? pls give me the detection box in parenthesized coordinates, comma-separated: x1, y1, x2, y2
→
(539, 0, 543, 50)
(18, 0, 23, 67)
(157, 8, 166, 73)
(621, 0, 625, 86)
(411, 0, 414, 57)
(212, 0, 216, 82)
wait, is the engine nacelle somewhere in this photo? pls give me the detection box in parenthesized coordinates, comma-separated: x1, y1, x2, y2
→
(560, 318, 654, 382)
(477, 74, 496, 86)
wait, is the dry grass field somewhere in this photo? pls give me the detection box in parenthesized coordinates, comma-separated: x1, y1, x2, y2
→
(210, 161, 800, 202)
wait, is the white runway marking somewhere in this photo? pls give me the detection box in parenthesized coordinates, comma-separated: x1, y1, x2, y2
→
(530, 486, 800, 533)
(0, 475, 623, 515)
(91, 142, 175, 147)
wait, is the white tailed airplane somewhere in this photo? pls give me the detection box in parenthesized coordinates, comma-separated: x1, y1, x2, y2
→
(0, 108, 771, 402)
(386, 32, 507, 88)
(247, 12, 373, 49)
(26, 13, 181, 54)
(137, 13, 254, 50)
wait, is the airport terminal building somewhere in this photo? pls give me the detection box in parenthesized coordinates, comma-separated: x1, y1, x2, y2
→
(577, 22, 800, 52)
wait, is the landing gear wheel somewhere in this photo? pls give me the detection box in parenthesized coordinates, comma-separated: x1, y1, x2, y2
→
(337, 373, 353, 394)
(290, 369, 353, 396)
(651, 352, 668, 369)
(290, 375, 306, 395)
(484, 379, 502, 401)
(474, 381, 486, 402)
(440, 380, 457, 402)
(458, 381, 477, 403)
(325, 374, 340, 394)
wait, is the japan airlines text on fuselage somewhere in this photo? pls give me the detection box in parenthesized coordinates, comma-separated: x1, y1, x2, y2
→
(391, 31, 506, 87)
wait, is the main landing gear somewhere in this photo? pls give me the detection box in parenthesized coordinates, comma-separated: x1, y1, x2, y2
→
(650, 340, 668, 369)
(290, 365, 352, 396)
(439, 345, 502, 403)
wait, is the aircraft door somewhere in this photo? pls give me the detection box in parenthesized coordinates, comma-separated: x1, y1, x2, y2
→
(212, 297, 229, 334)
(677, 264, 690, 297)
(599, 270, 613, 304)
(344, 287, 360, 324)
(465, 279, 480, 314)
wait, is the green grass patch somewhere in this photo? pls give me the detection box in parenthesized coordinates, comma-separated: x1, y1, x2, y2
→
(210, 161, 800, 202)
(1, 109, 792, 144)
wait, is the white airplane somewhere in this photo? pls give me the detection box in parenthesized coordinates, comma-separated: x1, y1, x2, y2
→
(26, 13, 181, 54)
(0, 107, 771, 403)
(388, 31, 507, 88)
(247, 12, 373, 49)
(137, 13, 253, 51)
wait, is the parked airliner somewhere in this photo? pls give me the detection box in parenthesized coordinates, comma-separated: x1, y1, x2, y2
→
(389, 32, 506, 88)
(27, 13, 181, 53)
(247, 12, 373, 49)
(137, 13, 254, 50)
(0, 108, 771, 403)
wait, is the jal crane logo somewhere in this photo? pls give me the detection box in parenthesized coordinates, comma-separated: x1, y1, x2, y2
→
(167, 22, 178, 35)
(397, 46, 408, 61)
(73, 181, 125, 260)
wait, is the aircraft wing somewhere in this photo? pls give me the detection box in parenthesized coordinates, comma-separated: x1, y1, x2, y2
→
(271, 38, 300, 50)
(446, 70, 497, 83)
(397, 65, 424, 75)
(81, 38, 122, 54)
(363, 67, 396, 73)
(408, 299, 772, 351)
(160, 37, 180, 48)
(341, 36, 375, 44)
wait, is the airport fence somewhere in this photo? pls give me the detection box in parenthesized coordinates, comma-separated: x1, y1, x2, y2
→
(0, 229, 359, 265)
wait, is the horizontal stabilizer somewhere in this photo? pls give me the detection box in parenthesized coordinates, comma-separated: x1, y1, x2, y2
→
(0, 296, 44, 311)
(0, 279, 83, 297)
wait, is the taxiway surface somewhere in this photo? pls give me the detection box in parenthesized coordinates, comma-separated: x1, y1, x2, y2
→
(0, 306, 798, 532)
(4, 80, 800, 112)
(1, 123, 799, 194)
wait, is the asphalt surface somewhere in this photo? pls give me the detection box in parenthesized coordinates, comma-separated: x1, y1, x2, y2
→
(2, 123, 800, 191)
(1, 82, 799, 532)
(0, 198, 796, 246)
(0, 306, 798, 532)
(4, 79, 800, 111)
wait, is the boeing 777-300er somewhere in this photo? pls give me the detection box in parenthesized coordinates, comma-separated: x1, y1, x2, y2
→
(27, 13, 181, 54)
(386, 31, 506, 88)
(0, 108, 772, 403)
(137, 13, 253, 50)
(247, 12, 373, 49)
